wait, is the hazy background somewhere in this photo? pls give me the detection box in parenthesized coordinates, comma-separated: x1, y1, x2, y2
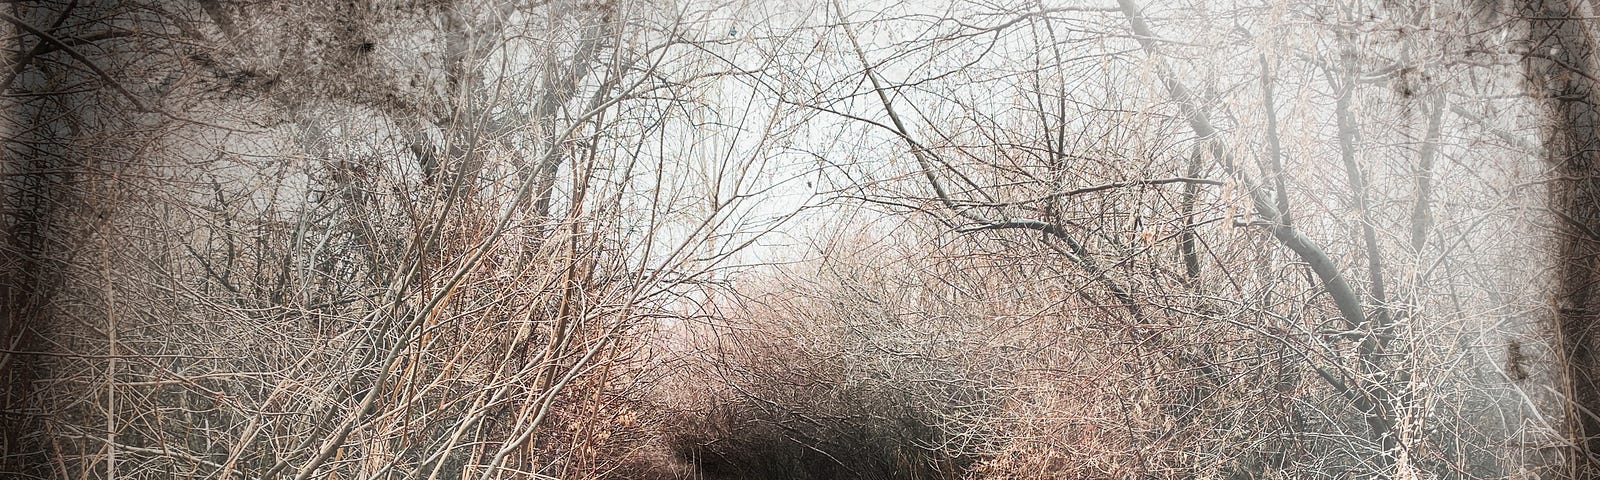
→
(4, 1, 1597, 479)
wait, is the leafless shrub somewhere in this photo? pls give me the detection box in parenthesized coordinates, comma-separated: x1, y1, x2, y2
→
(6, 0, 1599, 479)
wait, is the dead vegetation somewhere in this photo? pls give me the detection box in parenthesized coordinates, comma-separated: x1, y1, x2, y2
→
(4, 0, 1599, 479)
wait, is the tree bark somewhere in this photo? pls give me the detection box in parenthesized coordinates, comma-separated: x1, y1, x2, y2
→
(1521, 0, 1600, 475)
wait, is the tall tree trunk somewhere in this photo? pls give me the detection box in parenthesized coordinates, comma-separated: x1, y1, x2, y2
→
(1521, 0, 1600, 476)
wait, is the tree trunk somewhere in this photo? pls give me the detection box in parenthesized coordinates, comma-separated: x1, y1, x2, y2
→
(1521, 0, 1600, 475)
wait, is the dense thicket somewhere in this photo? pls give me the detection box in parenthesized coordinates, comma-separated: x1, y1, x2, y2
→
(4, 1, 1598, 479)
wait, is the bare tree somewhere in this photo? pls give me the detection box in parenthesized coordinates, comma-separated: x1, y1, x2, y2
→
(2, 1, 804, 478)
(1515, 0, 1600, 476)
(7, 1, 1599, 479)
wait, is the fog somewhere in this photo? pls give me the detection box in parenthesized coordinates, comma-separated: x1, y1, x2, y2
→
(4, 1, 1597, 479)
